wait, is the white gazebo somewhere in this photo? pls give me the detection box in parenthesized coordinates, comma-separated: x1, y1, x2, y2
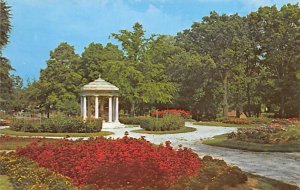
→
(80, 75, 124, 128)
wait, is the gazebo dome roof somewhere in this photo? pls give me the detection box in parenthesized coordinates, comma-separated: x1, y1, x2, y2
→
(81, 76, 119, 93)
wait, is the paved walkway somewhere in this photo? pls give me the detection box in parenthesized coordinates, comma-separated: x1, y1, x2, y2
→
(1, 123, 299, 187)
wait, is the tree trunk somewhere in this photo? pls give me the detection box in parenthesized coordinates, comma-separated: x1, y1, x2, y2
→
(131, 103, 135, 117)
(223, 72, 229, 117)
(279, 90, 285, 118)
(246, 83, 252, 117)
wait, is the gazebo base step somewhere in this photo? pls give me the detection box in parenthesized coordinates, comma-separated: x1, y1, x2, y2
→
(102, 121, 125, 129)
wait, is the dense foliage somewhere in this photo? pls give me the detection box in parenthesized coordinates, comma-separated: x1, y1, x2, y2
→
(0, 0, 21, 112)
(120, 115, 184, 131)
(10, 115, 102, 133)
(16, 137, 202, 189)
(0, 152, 76, 190)
(2, 3, 300, 119)
(140, 115, 185, 131)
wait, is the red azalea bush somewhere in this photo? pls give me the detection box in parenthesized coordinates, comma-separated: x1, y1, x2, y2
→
(151, 109, 191, 118)
(16, 137, 202, 189)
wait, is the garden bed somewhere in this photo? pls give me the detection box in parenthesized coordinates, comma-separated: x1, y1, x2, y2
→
(203, 121, 300, 152)
(1, 136, 298, 189)
(202, 134, 300, 152)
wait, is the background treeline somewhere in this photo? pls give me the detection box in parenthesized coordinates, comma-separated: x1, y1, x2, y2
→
(1, 3, 300, 119)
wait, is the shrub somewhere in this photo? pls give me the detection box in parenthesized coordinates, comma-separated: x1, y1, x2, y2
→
(151, 109, 191, 118)
(16, 137, 202, 189)
(0, 152, 76, 190)
(140, 115, 185, 131)
(10, 115, 102, 133)
(119, 116, 150, 125)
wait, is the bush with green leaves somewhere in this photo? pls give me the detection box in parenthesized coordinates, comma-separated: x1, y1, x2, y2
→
(119, 116, 150, 125)
(10, 115, 102, 133)
(120, 115, 184, 131)
(141, 115, 185, 131)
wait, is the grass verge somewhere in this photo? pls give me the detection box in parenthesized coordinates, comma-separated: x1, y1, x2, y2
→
(132, 126, 196, 134)
(0, 128, 113, 137)
(0, 137, 59, 150)
(202, 134, 300, 152)
(194, 121, 256, 128)
(247, 173, 299, 190)
(0, 175, 13, 190)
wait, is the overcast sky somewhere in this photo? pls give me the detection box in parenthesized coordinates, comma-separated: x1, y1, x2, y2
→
(3, 0, 299, 83)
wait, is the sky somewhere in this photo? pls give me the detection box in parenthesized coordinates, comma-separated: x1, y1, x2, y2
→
(3, 0, 300, 84)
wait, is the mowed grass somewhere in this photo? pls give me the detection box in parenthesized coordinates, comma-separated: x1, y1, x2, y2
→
(194, 121, 256, 128)
(0, 175, 13, 190)
(132, 126, 196, 134)
(0, 128, 113, 137)
(202, 134, 300, 152)
(0, 137, 59, 150)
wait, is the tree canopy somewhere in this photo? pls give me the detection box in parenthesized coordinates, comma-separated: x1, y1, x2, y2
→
(11, 3, 300, 119)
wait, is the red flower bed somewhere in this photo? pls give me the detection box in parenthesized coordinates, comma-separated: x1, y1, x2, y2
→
(151, 109, 191, 118)
(16, 137, 201, 189)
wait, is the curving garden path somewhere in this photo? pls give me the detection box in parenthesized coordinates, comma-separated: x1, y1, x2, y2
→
(1, 123, 299, 187)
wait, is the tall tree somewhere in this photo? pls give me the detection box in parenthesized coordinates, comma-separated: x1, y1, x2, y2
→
(110, 23, 176, 115)
(37, 42, 82, 116)
(0, 0, 11, 49)
(177, 12, 248, 117)
(248, 4, 300, 117)
(79, 42, 123, 83)
(0, 0, 13, 111)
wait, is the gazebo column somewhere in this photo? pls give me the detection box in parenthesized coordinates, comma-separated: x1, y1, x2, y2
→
(83, 96, 87, 120)
(95, 96, 99, 119)
(108, 96, 113, 122)
(80, 96, 83, 116)
(100, 97, 104, 119)
(115, 96, 119, 122)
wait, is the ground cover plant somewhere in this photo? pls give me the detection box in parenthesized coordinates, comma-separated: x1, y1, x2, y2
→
(10, 115, 102, 133)
(0, 152, 76, 190)
(16, 136, 202, 189)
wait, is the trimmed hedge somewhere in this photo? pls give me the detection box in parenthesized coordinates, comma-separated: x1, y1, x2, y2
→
(0, 152, 76, 190)
(10, 115, 102, 133)
(120, 115, 185, 131)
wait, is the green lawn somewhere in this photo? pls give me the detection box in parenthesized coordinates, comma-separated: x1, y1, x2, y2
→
(0, 175, 13, 190)
(202, 134, 300, 152)
(0, 128, 113, 137)
(132, 126, 196, 134)
(194, 121, 256, 128)
(0, 137, 59, 150)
